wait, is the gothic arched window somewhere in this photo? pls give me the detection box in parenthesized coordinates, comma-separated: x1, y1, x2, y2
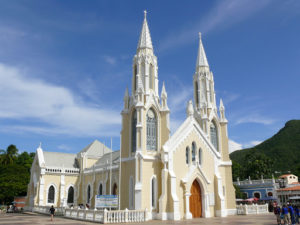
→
(195, 82, 199, 108)
(192, 142, 196, 162)
(198, 148, 202, 165)
(133, 65, 137, 91)
(67, 186, 74, 204)
(48, 185, 55, 203)
(149, 64, 154, 89)
(210, 122, 218, 151)
(186, 147, 189, 164)
(146, 109, 157, 150)
(132, 110, 137, 152)
(98, 183, 103, 195)
(87, 185, 91, 204)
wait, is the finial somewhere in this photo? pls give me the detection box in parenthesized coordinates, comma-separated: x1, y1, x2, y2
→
(39, 142, 42, 149)
(199, 32, 202, 40)
(144, 10, 147, 19)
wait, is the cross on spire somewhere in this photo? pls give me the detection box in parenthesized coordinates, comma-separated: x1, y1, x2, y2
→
(196, 32, 209, 69)
(137, 10, 153, 50)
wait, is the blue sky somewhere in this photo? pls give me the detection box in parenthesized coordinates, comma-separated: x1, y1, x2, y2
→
(0, 0, 299, 153)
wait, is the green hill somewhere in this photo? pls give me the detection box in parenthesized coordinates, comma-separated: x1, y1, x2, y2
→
(230, 120, 300, 179)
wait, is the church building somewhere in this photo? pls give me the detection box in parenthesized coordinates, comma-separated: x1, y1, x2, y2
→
(25, 12, 236, 220)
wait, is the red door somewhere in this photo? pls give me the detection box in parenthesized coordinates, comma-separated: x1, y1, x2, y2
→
(189, 180, 202, 218)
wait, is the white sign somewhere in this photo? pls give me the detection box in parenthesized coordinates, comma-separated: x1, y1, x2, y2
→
(95, 195, 118, 208)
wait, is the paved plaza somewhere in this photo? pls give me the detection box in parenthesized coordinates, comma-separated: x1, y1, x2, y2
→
(0, 212, 277, 225)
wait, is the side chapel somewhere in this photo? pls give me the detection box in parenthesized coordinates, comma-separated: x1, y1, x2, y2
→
(26, 12, 236, 220)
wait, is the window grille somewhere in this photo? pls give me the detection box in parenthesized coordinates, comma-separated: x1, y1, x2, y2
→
(147, 109, 157, 150)
(48, 185, 55, 203)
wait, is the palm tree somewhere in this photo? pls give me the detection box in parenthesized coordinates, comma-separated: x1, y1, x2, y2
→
(0, 145, 19, 165)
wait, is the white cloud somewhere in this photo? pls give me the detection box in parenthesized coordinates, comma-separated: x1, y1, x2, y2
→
(103, 55, 116, 65)
(229, 139, 263, 153)
(243, 140, 262, 148)
(228, 139, 243, 153)
(159, 0, 271, 51)
(221, 92, 240, 105)
(234, 114, 275, 125)
(57, 144, 71, 151)
(168, 85, 192, 114)
(0, 63, 121, 137)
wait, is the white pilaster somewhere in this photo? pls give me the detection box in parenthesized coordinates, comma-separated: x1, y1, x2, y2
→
(39, 176, 44, 205)
(184, 192, 193, 219)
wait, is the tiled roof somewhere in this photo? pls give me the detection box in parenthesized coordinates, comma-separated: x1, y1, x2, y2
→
(43, 151, 78, 168)
(279, 174, 293, 178)
(277, 185, 300, 191)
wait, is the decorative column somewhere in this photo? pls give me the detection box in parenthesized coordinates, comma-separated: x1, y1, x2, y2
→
(39, 176, 44, 206)
(60, 174, 65, 207)
(184, 191, 193, 219)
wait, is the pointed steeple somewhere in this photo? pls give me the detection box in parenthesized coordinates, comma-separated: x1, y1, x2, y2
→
(137, 10, 153, 51)
(123, 87, 129, 112)
(219, 98, 227, 123)
(196, 32, 209, 69)
(186, 100, 194, 117)
(124, 87, 129, 99)
(161, 82, 167, 99)
(219, 98, 224, 110)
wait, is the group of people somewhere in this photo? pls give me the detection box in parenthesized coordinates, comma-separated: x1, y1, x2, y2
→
(274, 203, 300, 225)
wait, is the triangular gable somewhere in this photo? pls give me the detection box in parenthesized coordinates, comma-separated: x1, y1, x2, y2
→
(77, 140, 112, 158)
(163, 116, 221, 159)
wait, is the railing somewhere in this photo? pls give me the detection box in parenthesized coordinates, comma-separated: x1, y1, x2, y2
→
(234, 179, 276, 186)
(65, 208, 148, 223)
(32, 206, 65, 216)
(65, 208, 104, 222)
(236, 204, 269, 215)
(45, 167, 80, 174)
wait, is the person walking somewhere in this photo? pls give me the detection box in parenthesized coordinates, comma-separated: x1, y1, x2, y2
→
(49, 205, 55, 221)
(295, 206, 300, 224)
(282, 204, 290, 225)
(274, 205, 281, 225)
(289, 204, 296, 225)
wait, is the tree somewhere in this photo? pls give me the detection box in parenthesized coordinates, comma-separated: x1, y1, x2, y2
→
(17, 152, 35, 172)
(0, 164, 30, 204)
(244, 152, 273, 180)
(0, 145, 19, 165)
(0, 145, 35, 204)
(234, 184, 245, 199)
(232, 160, 244, 181)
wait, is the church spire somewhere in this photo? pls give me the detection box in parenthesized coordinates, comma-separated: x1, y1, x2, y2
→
(137, 10, 153, 51)
(196, 32, 209, 70)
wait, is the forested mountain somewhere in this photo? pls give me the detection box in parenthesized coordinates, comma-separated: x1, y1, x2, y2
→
(0, 145, 35, 204)
(230, 120, 300, 180)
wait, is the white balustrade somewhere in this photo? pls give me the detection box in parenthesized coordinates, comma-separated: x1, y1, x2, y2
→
(64, 208, 147, 223)
(236, 204, 269, 215)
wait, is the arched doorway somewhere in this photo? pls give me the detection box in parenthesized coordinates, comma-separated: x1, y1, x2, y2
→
(254, 192, 260, 199)
(189, 180, 202, 218)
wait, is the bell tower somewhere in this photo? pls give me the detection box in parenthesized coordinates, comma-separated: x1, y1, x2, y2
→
(193, 33, 217, 133)
(120, 11, 170, 213)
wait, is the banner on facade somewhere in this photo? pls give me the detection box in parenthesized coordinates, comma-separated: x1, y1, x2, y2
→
(95, 195, 118, 208)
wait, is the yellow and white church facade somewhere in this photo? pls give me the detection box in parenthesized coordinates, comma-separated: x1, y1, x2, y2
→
(26, 12, 236, 220)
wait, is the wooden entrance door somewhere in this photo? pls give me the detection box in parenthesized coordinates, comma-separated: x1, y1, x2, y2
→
(189, 180, 202, 218)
